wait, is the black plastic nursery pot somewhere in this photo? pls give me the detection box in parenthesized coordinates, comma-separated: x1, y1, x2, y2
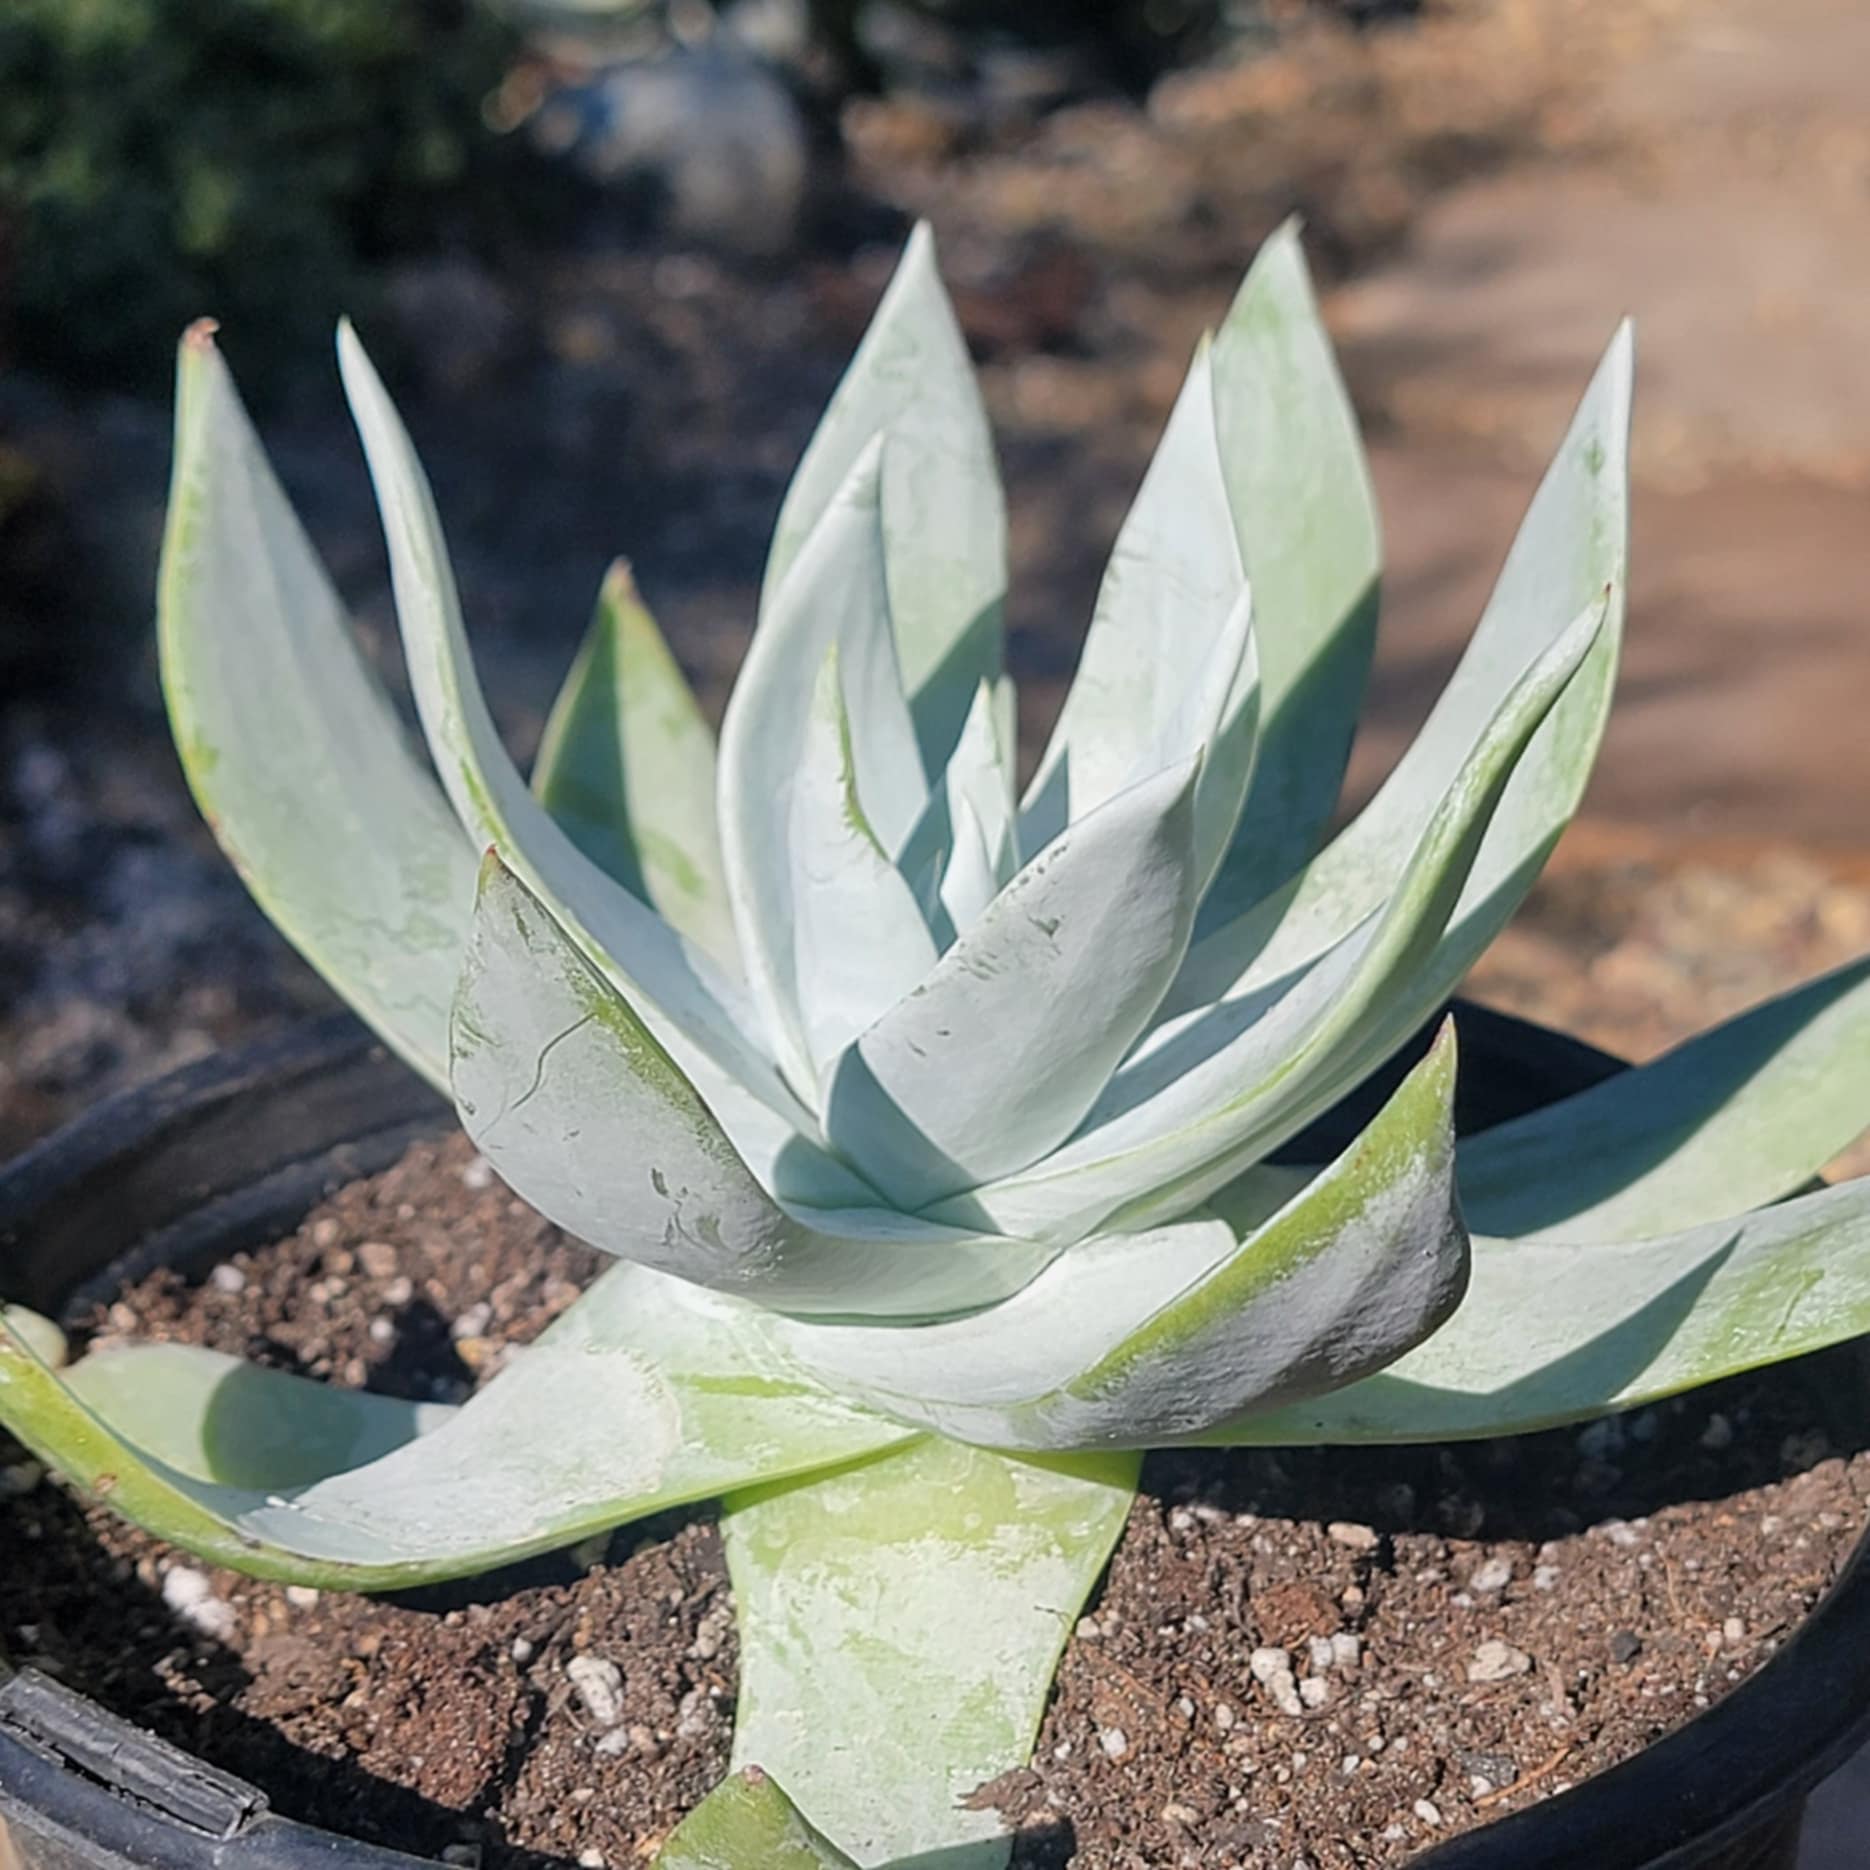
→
(2, 1010, 1869, 1870)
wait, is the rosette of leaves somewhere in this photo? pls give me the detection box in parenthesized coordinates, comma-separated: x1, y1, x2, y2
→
(6, 223, 1870, 1868)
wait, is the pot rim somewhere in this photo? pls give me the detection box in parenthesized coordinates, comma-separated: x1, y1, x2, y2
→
(0, 1009, 1864, 1870)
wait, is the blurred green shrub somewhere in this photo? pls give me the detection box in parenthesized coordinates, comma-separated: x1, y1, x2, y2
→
(0, 0, 524, 392)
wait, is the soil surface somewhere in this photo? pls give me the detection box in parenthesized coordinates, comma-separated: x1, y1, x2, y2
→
(5, 1134, 1870, 1869)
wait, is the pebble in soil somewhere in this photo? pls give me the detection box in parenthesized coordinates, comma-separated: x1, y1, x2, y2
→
(4, 1133, 1869, 1870)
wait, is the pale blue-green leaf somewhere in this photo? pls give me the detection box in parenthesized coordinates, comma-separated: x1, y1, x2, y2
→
(783, 1025, 1464, 1450)
(658, 1768, 860, 1870)
(937, 793, 1001, 937)
(824, 757, 1204, 1210)
(941, 678, 1016, 877)
(335, 324, 806, 1161)
(157, 328, 474, 1089)
(825, 473, 928, 860)
(532, 560, 740, 971)
(892, 798, 954, 947)
(791, 649, 939, 1079)
(1179, 320, 1632, 1014)
(0, 1266, 909, 1589)
(953, 604, 1603, 1243)
(762, 222, 1006, 771)
(63, 1343, 450, 1488)
(992, 675, 1018, 801)
(1462, 956, 1870, 1241)
(892, 679, 1016, 949)
(454, 857, 1056, 1317)
(1022, 337, 1246, 854)
(1, 1305, 66, 1370)
(1158, 588, 1260, 892)
(1198, 219, 1382, 928)
(1209, 1175, 1870, 1443)
(724, 1437, 1138, 1869)
(719, 440, 922, 1100)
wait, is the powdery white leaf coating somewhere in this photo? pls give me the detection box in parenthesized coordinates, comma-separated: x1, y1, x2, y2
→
(336, 322, 810, 1173)
(0, 1265, 909, 1590)
(950, 602, 1606, 1243)
(823, 755, 1204, 1210)
(762, 221, 1007, 772)
(1197, 220, 1383, 928)
(1177, 320, 1632, 1017)
(1212, 1174, 1870, 1445)
(781, 1025, 1465, 1449)
(454, 857, 1057, 1318)
(724, 1437, 1137, 1868)
(788, 648, 939, 1077)
(1022, 337, 1247, 853)
(719, 440, 924, 1101)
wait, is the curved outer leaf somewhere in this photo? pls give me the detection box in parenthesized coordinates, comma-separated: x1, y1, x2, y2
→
(783, 1024, 1465, 1450)
(952, 603, 1604, 1243)
(723, 1438, 1139, 1870)
(454, 857, 1058, 1317)
(532, 560, 740, 971)
(1179, 319, 1633, 1014)
(763, 222, 1007, 771)
(719, 441, 924, 1101)
(659, 1769, 859, 1870)
(824, 756, 1204, 1211)
(157, 326, 475, 1090)
(1210, 1175, 1870, 1444)
(1022, 337, 1249, 857)
(1461, 956, 1870, 1241)
(63, 1344, 451, 1489)
(1197, 219, 1383, 929)
(335, 326, 805, 1157)
(790, 650, 940, 1077)
(0, 1264, 909, 1591)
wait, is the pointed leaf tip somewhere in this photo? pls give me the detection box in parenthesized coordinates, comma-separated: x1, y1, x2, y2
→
(657, 1761, 860, 1868)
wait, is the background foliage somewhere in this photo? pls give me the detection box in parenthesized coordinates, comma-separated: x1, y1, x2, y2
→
(0, 0, 525, 390)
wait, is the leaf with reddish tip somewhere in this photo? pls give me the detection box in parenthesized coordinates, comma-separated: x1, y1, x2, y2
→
(157, 327, 474, 1089)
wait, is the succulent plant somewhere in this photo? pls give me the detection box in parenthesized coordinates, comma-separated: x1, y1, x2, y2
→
(6, 221, 1870, 1868)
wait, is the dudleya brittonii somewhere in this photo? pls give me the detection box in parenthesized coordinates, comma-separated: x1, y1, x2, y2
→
(5, 220, 1870, 1869)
